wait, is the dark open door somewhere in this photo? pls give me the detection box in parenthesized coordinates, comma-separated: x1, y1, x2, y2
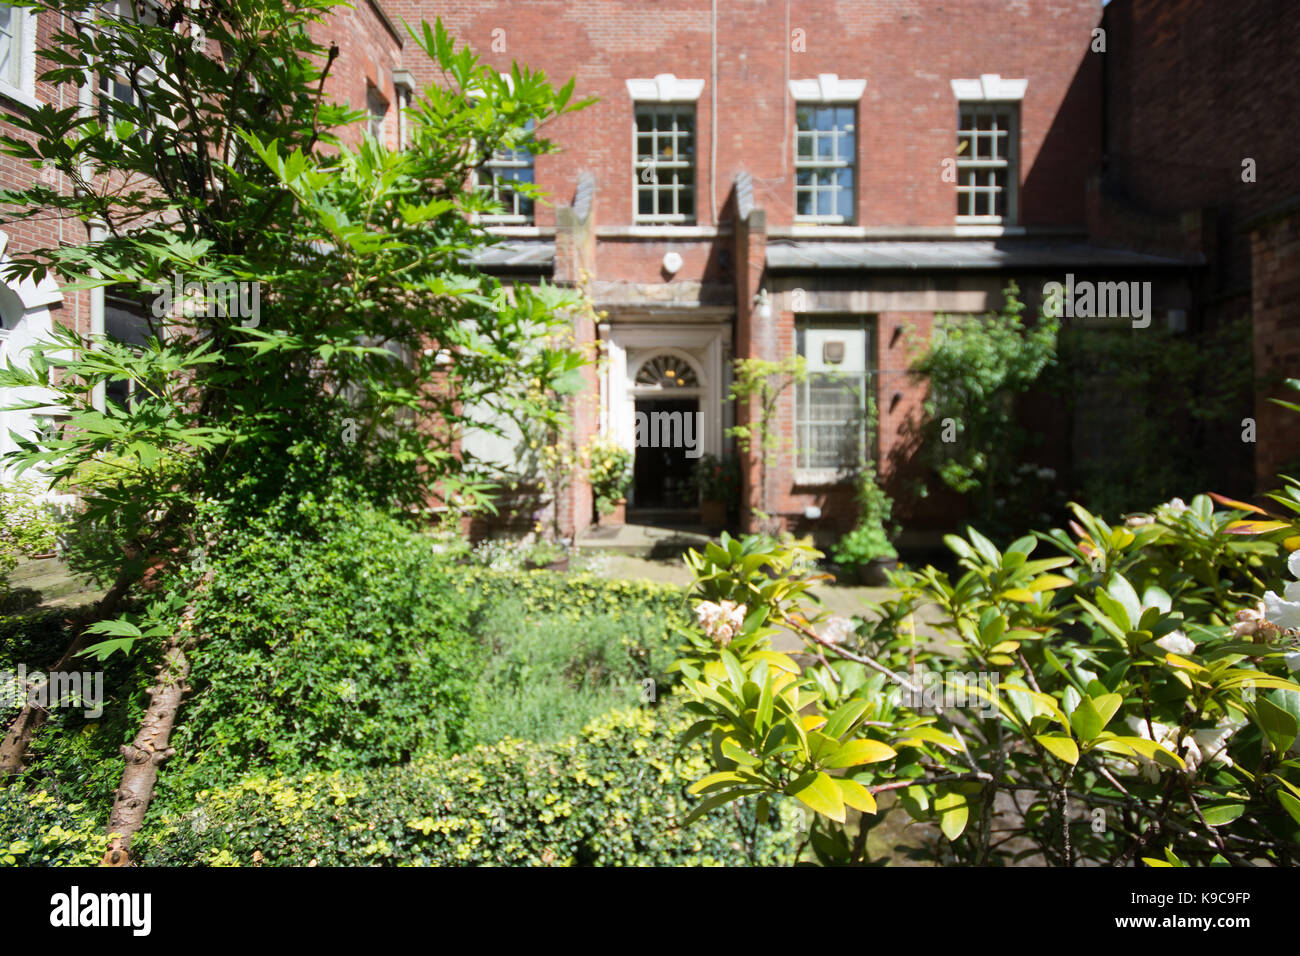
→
(632, 397, 699, 509)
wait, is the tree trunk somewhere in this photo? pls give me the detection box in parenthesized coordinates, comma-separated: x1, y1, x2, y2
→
(105, 632, 192, 855)
(104, 572, 208, 860)
(0, 566, 137, 778)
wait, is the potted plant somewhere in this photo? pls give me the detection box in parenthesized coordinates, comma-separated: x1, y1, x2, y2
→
(523, 539, 570, 572)
(691, 453, 740, 528)
(831, 460, 900, 585)
(584, 436, 633, 526)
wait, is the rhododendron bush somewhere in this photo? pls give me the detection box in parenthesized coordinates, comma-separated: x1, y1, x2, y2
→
(674, 483, 1300, 866)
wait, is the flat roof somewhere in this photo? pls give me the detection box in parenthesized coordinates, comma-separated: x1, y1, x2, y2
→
(464, 241, 555, 270)
(765, 239, 1202, 271)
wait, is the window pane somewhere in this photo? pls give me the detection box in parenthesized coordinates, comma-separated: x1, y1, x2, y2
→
(840, 131, 855, 162)
(0, 6, 15, 87)
(635, 104, 694, 220)
(836, 168, 854, 218)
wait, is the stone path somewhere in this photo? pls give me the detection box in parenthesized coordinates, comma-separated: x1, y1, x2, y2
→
(2, 555, 105, 614)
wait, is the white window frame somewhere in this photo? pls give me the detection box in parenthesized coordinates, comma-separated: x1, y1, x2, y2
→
(955, 102, 1019, 224)
(627, 74, 703, 226)
(365, 83, 388, 143)
(951, 75, 1026, 225)
(479, 117, 535, 225)
(392, 69, 414, 150)
(793, 103, 858, 225)
(788, 75, 865, 226)
(794, 316, 876, 482)
(633, 102, 697, 224)
(0, 3, 38, 110)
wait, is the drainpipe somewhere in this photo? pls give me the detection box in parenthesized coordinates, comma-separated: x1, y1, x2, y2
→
(711, 0, 718, 222)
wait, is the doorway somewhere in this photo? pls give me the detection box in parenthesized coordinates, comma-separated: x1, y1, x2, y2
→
(632, 397, 699, 510)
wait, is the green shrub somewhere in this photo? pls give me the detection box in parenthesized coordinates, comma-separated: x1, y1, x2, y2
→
(138, 704, 800, 866)
(0, 480, 64, 598)
(0, 481, 61, 558)
(451, 566, 688, 624)
(466, 602, 677, 745)
(583, 436, 633, 516)
(832, 460, 898, 570)
(154, 491, 689, 804)
(0, 787, 108, 866)
(156, 494, 483, 804)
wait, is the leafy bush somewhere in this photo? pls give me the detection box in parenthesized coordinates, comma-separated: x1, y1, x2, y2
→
(691, 453, 741, 502)
(137, 705, 800, 866)
(832, 460, 898, 570)
(451, 566, 688, 624)
(155, 493, 484, 803)
(465, 602, 677, 745)
(0, 480, 61, 558)
(0, 787, 108, 867)
(583, 436, 633, 516)
(0, 480, 64, 597)
(912, 281, 1059, 530)
(1053, 321, 1255, 517)
(150, 487, 690, 802)
(676, 494, 1300, 866)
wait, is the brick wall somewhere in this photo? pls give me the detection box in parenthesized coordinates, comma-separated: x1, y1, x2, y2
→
(313, 0, 405, 151)
(386, 0, 1102, 231)
(0, 7, 88, 338)
(1251, 207, 1300, 486)
(1102, 0, 1300, 322)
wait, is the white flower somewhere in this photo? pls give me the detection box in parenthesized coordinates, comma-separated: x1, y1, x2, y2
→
(1153, 630, 1195, 657)
(821, 617, 856, 645)
(1230, 604, 1266, 639)
(1123, 716, 1243, 781)
(1125, 514, 1155, 528)
(694, 599, 747, 646)
(1190, 721, 1245, 770)
(1262, 551, 1300, 631)
(1161, 497, 1188, 515)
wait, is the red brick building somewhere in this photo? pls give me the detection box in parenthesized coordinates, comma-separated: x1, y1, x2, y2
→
(377, 0, 1196, 541)
(1097, 0, 1300, 489)
(5, 0, 1291, 543)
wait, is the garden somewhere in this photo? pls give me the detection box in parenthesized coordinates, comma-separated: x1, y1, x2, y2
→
(0, 0, 1297, 872)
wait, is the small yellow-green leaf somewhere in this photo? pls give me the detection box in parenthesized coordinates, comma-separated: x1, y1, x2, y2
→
(1028, 574, 1074, 592)
(688, 771, 747, 795)
(835, 777, 878, 815)
(788, 771, 846, 823)
(1035, 734, 1079, 764)
(935, 791, 969, 841)
(823, 738, 897, 769)
(1277, 790, 1300, 826)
